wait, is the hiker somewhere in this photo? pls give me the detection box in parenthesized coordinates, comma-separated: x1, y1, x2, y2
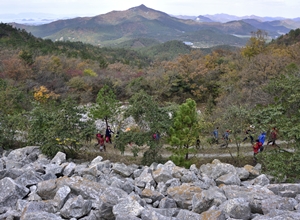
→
(105, 125, 114, 144)
(242, 125, 255, 144)
(152, 131, 160, 141)
(258, 132, 266, 152)
(99, 134, 106, 152)
(196, 138, 201, 149)
(220, 130, 230, 148)
(156, 131, 160, 140)
(152, 133, 157, 140)
(267, 127, 278, 146)
(95, 132, 101, 146)
(253, 139, 262, 162)
(213, 127, 219, 144)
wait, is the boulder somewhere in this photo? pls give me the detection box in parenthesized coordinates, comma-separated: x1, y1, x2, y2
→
(0, 177, 29, 207)
(60, 195, 92, 218)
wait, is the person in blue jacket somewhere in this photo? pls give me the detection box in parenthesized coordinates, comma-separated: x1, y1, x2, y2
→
(258, 132, 266, 152)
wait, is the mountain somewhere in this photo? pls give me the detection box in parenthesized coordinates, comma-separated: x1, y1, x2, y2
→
(268, 19, 300, 30)
(195, 16, 214, 23)
(241, 19, 290, 37)
(201, 13, 287, 23)
(9, 5, 293, 48)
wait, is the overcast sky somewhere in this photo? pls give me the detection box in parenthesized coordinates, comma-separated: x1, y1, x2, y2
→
(0, 0, 299, 18)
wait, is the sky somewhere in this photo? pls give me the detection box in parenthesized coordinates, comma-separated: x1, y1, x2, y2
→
(0, 0, 299, 19)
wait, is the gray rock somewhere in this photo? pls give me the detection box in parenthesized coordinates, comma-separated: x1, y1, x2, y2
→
(115, 214, 141, 220)
(141, 188, 164, 202)
(7, 146, 40, 163)
(200, 209, 226, 220)
(135, 167, 156, 187)
(216, 173, 241, 186)
(267, 183, 300, 198)
(44, 163, 63, 176)
(27, 185, 42, 201)
(111, 178, 134, 194)
(112, 162, 134, 177)
(21, 211, 63, 220)
(133, 168, 143, 179)
(89, 156, 103, 167)
(156, 181, 167, 195)
(0, 168, 25, 180)
(42, 172, 57, 181)
(244, 164, 260, 178)
(167, 183, 202, 209)
(236, 167, 250, 180)
(15, 170, 43, 187)
(192, 186, 226, 214)
(165, 178, 181, 188)
(153, 207, 180, 217)
(192, 191, 214, 214)
(176, 209, 202, 220)
(53, 185, 71, 209)
(180, 170, 199, 183)
(60, 195, 92, 218)
(252, 209, 300, 220)
(5, 160, 24, 169)
(141, 208, 178, 220)
(112, 194, 145, 217)
(200, 159, 237, 180)
(21, 201, 56, 215)
(220, 198, 251, 220)
(159, 197, 177, 208)
(96, 186, 128, 219)
(261, 196, 298, 214)
(221, 184, 276, 214)
(1, 147, 300, 220)
(50, 152, 66, 165)
(252, 174, 270, 186)
(0, 177, 29, 207)
(62, 162, 76, 177)
(152, 166, 173, 183)
(0, 159, 4, 170)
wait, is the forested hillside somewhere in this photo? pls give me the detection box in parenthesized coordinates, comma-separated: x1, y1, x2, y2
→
(1, 23, 300, 181)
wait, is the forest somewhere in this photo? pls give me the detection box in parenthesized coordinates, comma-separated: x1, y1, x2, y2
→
(1, 23, 300, 182)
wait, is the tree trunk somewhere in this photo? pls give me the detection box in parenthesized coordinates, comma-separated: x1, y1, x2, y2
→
(185, 145, 189, 160)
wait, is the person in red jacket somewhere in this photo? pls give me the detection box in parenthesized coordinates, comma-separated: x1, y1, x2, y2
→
(99, 134, 106, 152)
(267, 127, 278, 146)
(253, 139, 262, 162)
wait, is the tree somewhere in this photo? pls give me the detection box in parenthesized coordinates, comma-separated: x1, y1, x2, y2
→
(89, 85, 120, 127)
(115, 90, 173, 165)
(250, 72, 300, 181)
(0, 79, 29, 149)
(27, 98, 95, 157)
(169, 98, 200, 161)
(241, 34, 266, 59)
(218, 104, 253, 166)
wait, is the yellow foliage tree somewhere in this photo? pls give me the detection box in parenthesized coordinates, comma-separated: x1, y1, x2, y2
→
(83, 68, 97, 77)
(33, 86, 59, 103)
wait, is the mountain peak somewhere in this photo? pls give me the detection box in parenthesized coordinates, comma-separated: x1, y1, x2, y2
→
(131, 4, 150, 11)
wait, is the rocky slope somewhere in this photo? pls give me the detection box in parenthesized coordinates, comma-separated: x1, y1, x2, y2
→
(1, 146, 300, 219)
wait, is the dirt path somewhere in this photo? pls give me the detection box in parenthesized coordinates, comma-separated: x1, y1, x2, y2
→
(87, 140, 291, 159)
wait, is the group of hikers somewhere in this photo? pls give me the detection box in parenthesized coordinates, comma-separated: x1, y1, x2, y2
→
(95, 126, 161, 152)
(95, 125, 114, 152)
(213, 125, 278, 161)
(95, 124, 279, 161)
